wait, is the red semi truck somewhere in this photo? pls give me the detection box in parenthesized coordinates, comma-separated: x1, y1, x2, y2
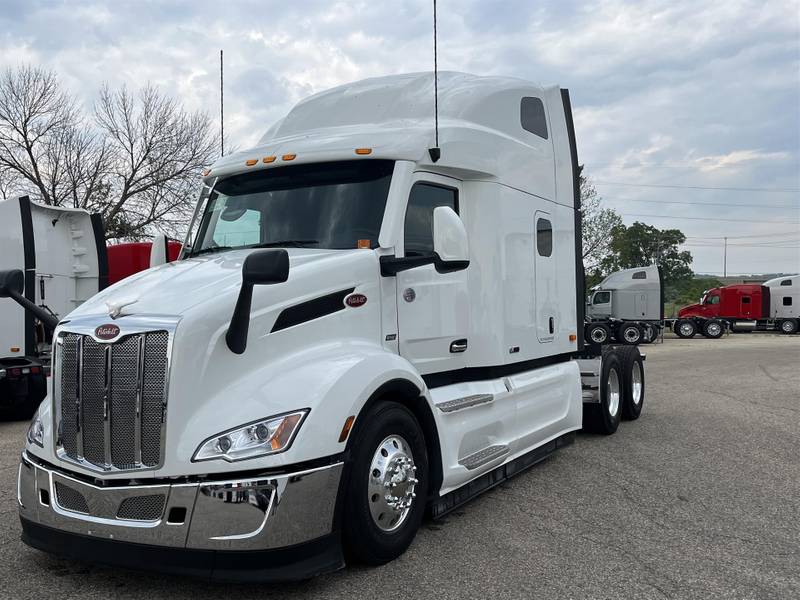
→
(672, 276, 800, 338)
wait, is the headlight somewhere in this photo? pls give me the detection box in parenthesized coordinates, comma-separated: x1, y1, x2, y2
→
(27, 413, 44, 448)
(192, 410, 308, 462)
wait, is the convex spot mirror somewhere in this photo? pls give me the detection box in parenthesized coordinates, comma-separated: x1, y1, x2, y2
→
(432, 206, 469, 272)
(226, 249, 290, 354)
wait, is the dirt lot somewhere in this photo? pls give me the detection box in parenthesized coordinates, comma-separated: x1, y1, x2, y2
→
(1, 332, 798, 599)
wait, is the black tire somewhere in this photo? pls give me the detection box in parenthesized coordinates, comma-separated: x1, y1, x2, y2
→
(582, 352, 622, 435)
(702, 319, 724, 339)
(342, 401, 429, 565)
(617, 322, 642, 345)
(641, 323, 656, 344)
(618, 346, 645, 420)
(674, 319, 697, 339)
(779, 319, 798, 334)
(586, 323, 611, 345)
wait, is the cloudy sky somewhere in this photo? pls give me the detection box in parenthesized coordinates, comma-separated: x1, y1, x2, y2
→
(1, 0, 798, 275)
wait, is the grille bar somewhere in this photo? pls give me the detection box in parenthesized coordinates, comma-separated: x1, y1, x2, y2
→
(57, 330, 169, 472)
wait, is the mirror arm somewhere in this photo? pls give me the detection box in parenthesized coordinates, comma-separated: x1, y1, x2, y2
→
(379, 254, 469, 276)
(5, 290, 60, 333)
(225, 282, 254, 355)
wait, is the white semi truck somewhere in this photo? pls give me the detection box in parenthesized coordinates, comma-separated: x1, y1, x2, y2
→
(11, 72, 646, 581)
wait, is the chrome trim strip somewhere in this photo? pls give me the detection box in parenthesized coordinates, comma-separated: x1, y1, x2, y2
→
(459, 444, 509, 470)
(76, 336, 84, 460)
(103, 345, 112, 468)
(134, 335, 144, 465)
(437, 393, 494, 413)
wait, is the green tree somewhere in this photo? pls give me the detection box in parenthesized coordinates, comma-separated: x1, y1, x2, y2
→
(600, 221, 694, 293)
(580, 165, 622, 276)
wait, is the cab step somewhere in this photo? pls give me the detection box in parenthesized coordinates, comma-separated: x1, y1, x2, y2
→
(437, 393, 494, 413)
(459, 444, 509, 470)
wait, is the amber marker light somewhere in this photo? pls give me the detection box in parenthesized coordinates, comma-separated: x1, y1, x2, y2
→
(338, 416, 356, 443)
(262, 156, 276, 163)
(245, 159, 258, 166)
(355, 148, 372, 155)
(282, 154, 297, 161)
(569, 334, 577, 342)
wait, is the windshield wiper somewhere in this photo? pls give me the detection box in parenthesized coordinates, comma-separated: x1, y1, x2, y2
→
(251, 240, 320, 248)
(189, 245, 234, 257)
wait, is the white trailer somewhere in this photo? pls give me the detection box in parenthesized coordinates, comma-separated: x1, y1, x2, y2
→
(13, 72, 646, 580)
(0, 197, 106, 418)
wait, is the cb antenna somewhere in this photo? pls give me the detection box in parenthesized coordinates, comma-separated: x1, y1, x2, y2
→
(428, 0, 441, 163)
(220, 49, 224, 157)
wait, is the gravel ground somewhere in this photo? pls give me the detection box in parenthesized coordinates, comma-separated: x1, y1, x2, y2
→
(1, 332, 798, 599)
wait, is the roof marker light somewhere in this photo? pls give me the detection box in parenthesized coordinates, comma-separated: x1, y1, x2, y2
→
(282, 154, 296, 161)
(355, 148, 372, 155)
(245, 159, 258, 166)
(263, 156, 276, 163)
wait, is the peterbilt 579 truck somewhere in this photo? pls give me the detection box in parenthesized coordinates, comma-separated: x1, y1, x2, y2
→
(673, 275, 800, 337)
(585, 265, 664, 344)
(8, 72, 646, 581)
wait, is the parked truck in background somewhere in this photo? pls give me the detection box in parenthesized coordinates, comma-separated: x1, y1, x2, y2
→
(585, 265, 663, 345)
(673, 275, 800, 337)
(8, 72, 646, 581)
(0, 196, 180, 418)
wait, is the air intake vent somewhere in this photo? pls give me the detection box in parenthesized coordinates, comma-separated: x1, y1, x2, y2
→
(55, 482, 90, 514)
(117, 494, 166, 521)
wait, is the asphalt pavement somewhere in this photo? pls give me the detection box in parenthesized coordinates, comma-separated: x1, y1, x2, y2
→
(1, 332, 798, 599)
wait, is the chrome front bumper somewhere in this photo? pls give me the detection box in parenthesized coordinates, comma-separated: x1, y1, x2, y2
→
(18, 452, 343, 552)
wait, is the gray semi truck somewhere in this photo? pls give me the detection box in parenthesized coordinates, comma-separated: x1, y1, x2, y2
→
(585, 265, 664, 345)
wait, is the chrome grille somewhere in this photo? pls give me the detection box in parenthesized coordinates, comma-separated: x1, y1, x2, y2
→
(55, 481, 90, 514)
(116, 494, 166, 521)
(57, 330, 169, 472)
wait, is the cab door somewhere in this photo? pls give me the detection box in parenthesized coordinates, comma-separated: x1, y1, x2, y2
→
(395, 175, 469, 375)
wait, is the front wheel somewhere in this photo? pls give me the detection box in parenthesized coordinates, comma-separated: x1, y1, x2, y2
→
(342, 402, 428, 565)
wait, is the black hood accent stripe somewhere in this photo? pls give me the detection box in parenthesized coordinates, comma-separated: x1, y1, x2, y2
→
(271, 288, 355, 333)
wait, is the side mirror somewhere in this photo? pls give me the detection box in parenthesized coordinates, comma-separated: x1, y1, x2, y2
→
(149, 233, 169, 267)
(226, 249, 290, 354)
(432, 206, 469, 273)
(0, 269, 59, 332)
(0, 269, 24, 298)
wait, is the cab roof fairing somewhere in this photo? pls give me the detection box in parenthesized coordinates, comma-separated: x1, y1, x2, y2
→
(203, 72, 563, 198)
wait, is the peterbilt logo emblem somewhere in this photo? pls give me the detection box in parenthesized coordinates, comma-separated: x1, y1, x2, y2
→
(345, 293, 368, 308)
(95, 324, 121, 340)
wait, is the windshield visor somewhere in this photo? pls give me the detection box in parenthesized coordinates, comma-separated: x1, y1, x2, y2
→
(192, 160, 395, 253)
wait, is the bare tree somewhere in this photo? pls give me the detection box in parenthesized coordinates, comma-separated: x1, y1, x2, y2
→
(0, 65, 216, 239)
(580, 165, 622, 276)
(95, 84, 216, 239)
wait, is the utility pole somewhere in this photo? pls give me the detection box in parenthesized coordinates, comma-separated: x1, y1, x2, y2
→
(723, 236, 727, 278)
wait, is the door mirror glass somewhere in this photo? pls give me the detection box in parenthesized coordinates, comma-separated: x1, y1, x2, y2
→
(433, 206, 469, 264)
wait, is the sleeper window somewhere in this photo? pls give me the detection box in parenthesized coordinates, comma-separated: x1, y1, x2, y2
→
(536, 218, 553, 257)
(780, 279, 792, 286)
(783, 297, 793, 306)
(741, 296, 751, 304)
(520, 97, 548, 139)
(404, 183, 457, 256)
(632, 270, 646, 280)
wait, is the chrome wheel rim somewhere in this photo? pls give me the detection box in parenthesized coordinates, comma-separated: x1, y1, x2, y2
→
(781, 321, 793, 333)
(590, 328, 607, 343)
(607, 368, 621, 417)
(623, 327, 640, 343)
(368, 435, 417, 532)
(679, 323, 694, 336)
(707, 323, 721, 336)
(631, 362, 643, 406)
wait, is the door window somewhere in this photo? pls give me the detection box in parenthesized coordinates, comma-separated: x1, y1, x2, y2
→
(707, 295, 720, 305)
(404, 183, 458, 256)
(594, 291, 611, 305)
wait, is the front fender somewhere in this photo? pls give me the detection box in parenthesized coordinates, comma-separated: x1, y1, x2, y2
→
(172, 341, 428, 473)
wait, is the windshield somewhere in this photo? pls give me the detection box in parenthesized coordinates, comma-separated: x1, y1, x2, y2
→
(191, 160, 394, 254)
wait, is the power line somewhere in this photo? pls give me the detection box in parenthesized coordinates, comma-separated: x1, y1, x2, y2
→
(685, 231, 800, 239)
(605, 197, 798, 210)
(595, 181, 800, 193)
(620, 212, 800, 224)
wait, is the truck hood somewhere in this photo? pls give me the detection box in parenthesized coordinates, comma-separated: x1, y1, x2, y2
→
(678, 302, 703, 317)
(69, 248, 362, 320)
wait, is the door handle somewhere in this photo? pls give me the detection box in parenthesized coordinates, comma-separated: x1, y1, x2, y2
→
(450, 339, 468, 353)
(549, 317, 555, 334)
